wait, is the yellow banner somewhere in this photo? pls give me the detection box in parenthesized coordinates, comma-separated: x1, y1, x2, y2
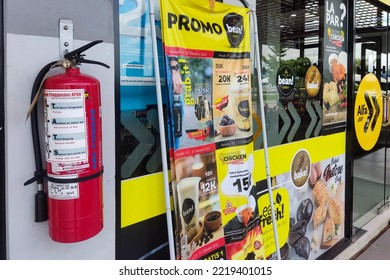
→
(161, 0, 250, 53)
(121, 172, 168, 228)
(258, 188, 290, 258)
(120, 133, 346, 229)
(253, 132, 346, 182)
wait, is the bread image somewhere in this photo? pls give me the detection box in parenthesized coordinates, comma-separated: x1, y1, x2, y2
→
(312, 180, 329, 207)
(323, 81, 339, 107)
(336, 181, 344, 201)
(321, 218, 335, 249)
(312, 204, 327, 229)
(328, 198, 343, 226)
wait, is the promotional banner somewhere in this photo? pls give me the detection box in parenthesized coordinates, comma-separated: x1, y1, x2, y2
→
(161, 0, 264, 260)
(258, 143, 346, 260)
(322, 0, 348, 131)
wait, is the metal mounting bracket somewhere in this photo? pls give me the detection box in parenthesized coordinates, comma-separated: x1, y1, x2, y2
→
(59, 19, 74, 59)
(378, 200, 390, 215)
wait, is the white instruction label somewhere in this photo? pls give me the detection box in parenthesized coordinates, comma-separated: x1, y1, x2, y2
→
(44, 89, 88, 167)
(48, 182, 79, 200)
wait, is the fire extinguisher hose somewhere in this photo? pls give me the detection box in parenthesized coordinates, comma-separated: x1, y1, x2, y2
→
(24, 61, 61, 222)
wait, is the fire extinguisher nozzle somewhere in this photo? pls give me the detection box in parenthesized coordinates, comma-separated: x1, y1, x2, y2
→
(35, 190, 48, 223)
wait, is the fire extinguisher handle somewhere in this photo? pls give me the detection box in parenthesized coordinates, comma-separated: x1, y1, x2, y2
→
(64, 40, 110, 69)
(64, 40, 103, 59)
(75, 58, 110, 69)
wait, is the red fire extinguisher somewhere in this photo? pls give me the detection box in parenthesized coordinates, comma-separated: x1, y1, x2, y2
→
(25, 40, 109, 243)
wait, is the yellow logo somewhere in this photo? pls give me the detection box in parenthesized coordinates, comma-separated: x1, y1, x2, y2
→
(354, 73, 383, 151)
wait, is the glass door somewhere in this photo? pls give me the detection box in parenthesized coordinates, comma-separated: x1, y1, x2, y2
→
(352, 0, 389, 231)
(381, 10, 390, 219)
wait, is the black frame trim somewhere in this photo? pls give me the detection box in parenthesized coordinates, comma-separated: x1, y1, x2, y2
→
(314, 0, 355, 260)
(344, 0, 356, 241)
(366, 0, 390, 12)
(1, 0, 7, 260)
(114, 0, 121, 260)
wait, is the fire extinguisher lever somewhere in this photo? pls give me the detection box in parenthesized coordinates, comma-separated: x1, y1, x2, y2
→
(64, 40, 110, 69)
(74, 56, 110, 69)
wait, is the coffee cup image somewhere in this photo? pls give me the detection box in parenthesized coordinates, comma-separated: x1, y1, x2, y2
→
(177, 177, 201, 242)
(204, 211, 222, 232)
(192, 162, 206, 181)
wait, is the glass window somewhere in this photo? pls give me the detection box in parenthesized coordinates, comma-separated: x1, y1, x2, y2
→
(254, 0, 321, 149)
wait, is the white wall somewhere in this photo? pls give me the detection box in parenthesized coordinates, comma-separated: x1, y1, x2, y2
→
(5, 33, 115, 259)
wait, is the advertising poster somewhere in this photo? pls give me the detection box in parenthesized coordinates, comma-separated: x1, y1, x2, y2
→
(262, 148, 345, 260)
(257, 187, 290, 259)
(322, 0, 348, 130)
(161, 0, 264, 260)
(216, 147, 265, 260)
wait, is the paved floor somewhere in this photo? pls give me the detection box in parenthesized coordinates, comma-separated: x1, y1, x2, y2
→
(354, 226, 390, 260)
(335, 207, 390, 260)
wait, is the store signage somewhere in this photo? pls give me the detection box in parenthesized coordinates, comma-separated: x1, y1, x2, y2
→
(305, 65, 321, 97)
(223, 13, 244, 48)
(322, 0, 348, 131)
(354, 73, 383, 151)
(290, 149, 311, 190)
(276, 65, 295, 97)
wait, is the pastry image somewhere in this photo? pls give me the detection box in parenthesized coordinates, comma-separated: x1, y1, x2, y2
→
(335, 181, 344, 201)
(311, 231, 320, 253)
(312, 180, 329, 207)
(312, 204, 327, 229)
(328, 198, 343, 226)
(321, 218, 336, 249)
